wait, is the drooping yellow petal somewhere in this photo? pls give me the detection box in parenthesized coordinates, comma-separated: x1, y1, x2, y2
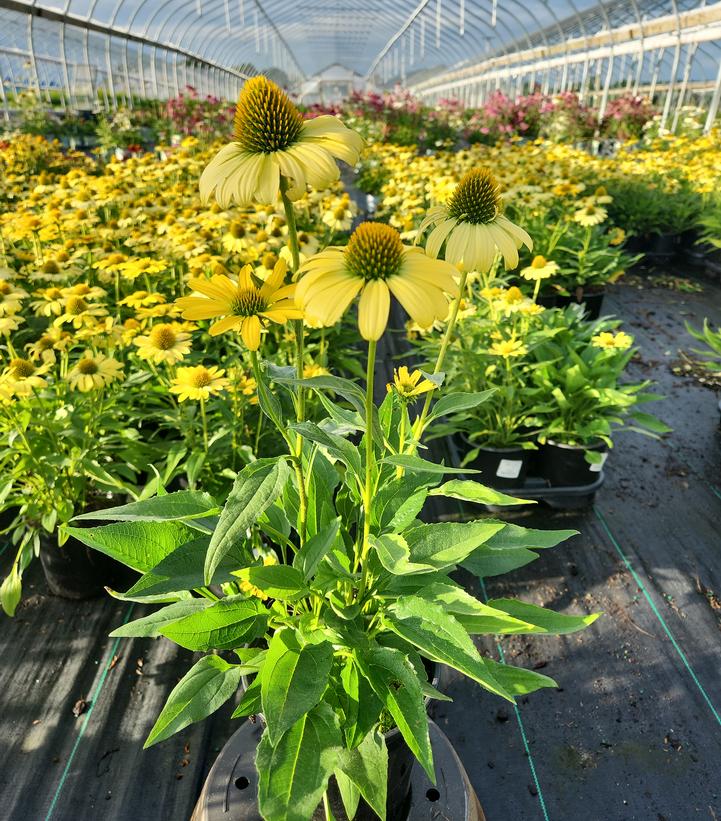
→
(387, 276, 446, 329)
(209, 315, 243, 336)
(241, 315, 262, 350)
(357, 279, 390, 341)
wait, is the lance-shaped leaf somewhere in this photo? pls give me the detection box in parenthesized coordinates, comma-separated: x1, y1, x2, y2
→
(293, 518, 340, 581)
(257, 703, 342, 821)
(429, 479, 533, 507)
(336, 729, 388, 820)
(426, 389, 496, 421)
(356, 645, 434, 781)
(260, 629, 334, 743)
(381, 454, 477, 475)
(385, 596, 513, 702)
(404, 520, 506, 568)
(483, 657, 558, 695)
(372, 533, 437, 576)
(204, 457, 290, 584)
(145, 655, 244, 747)
(71, 490, 218, 522)
(66, 520, 201, 573)
(232, 565, 308, 601)
(159, 594, 267, 651)
(289, 421, 362, 477)
(111, 599, 210, 638)
(487, 598, 600, 634)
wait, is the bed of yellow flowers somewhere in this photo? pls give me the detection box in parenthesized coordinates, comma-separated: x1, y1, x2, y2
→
(0, 133, 359, 611)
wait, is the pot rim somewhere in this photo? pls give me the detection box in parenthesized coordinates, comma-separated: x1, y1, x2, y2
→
(545, 438, 608, 452)
(460, 434, 530, 454)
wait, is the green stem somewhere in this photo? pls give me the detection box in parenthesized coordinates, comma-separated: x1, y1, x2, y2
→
(199, 396, 209, 453)
(410, 269, 470, 448)
(358, 339, 377, 573)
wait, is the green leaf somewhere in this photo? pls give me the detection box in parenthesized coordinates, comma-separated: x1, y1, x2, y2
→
(257, 703, 342, 821)
(381, 454, 478, 475)
(110, 599, 210, 638)
(71, 490, 219, 522)
(429, 479, 533, 507)
(339, 657, 382, 750)
(630, 410, 672, 434)
(145, 655, 243, 747)
(334, 770, 361, 821)
(356, 645, 434, 781)
(293, 519, 340, 581)
(415, 583, 544, 634)
(0, 568, 22, 617)
(427, 389, 495, 421)
(66, 520, 202, 573)
(483, 523, 578, 551)
(462, 547, 539, 578)
(289, 422, 362, 477)
(232, 565, 308, 601)
(159, 595, 267, 650)
(123, 536, 246, 598)
(232, 676, 262, 718)
(487, 598, 600, 634)
(261, 629, 334, 743)
(385, 596, 513, 702)
(371, 533, 437, 576)
(404, 521, 506, 568)
(205, 457, 290, 584)
(483, 657, 558, 695)
(337, 729, 388, 820)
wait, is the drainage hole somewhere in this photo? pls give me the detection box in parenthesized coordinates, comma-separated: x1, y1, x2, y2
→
(426, 788, 440, 802)
(235, 776, 250, 790)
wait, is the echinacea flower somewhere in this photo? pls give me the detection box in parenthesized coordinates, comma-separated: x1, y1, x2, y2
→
(418, 168, 532, 272)
(488, 336, 528, 358)
(170, 365, 229, 402)
(574, 204, 607, 227)
(200, 76, 363, 207)
(175, 258, 301, 350)
(520, 255, 558, 281)
(2, 357, 50, 396)
(296, 221, 458, 341)
(0, 280, 28, 316)
(54, 295, 108, 328)
(387, 366, 436, 400)
(67, 352, 124, 392)
(134, 323, 192, 365)
(592, 331, 633, 350)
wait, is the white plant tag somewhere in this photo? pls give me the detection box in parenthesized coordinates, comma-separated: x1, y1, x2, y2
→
(496, 459, 522, 479)
(589, 452, 608, 473)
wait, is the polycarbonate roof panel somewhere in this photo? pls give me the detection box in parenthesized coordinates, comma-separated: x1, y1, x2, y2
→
(4, 0, 718, 82)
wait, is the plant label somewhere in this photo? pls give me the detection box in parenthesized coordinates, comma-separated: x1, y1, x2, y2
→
(589, 453, 608, 473)
(496, 459, 523, 479)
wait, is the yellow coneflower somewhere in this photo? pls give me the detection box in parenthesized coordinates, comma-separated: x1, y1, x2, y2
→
(0, 315, 24, 337)
(520, 255, 558, 281)
(592, 331, 633, 351)
(175, 258, 301, 351)
(386, 366, 436, 400)
(67, 352, 124, 392)
(200, 76, 363, 207)
(54, 295, 109, 328)
(573, 204, 608, 227)
(488, 336, 528, 358)
(134, 323, 192, 365)
(0, 280, 28, 316)
(169, 365, 229, 402)
(30, 286, 65, 316)
(119, 291, 166, 309)
(26, 327, 71, 363)
(418, 168, 532, 272)
(322, 199, 354, 232)
(296, 221, 458, 341)
(608, 227, 626, 246)
(2, 357, 50, 396)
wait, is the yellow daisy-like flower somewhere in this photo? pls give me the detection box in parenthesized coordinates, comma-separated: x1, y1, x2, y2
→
(0, 315, 24, 336)
(200, 76, 363, 207)
(54, 295, 108, 328)
(592, 331, 633, 351)
(573, 204, 608, 227)
(67, 352, 124, 392)
(520, 255, 559, 282)
(0, 280, 28, 316)
(27, 327, 71, 363)
(488, 336, 528, 358)
(608, 227, 626, 246)
(170, 365, 230, 402)
(134, 323, 192, 365)
(418, 168, 532, 272)
(303, 362, 330, 378)
(296, 221, 458, 342)
(2, 358, 50, 396)
(119, 291, 166, 308)
(386, 366, 436, 400)
(175, 258, 301, 351)
(30, 286, 65, 316)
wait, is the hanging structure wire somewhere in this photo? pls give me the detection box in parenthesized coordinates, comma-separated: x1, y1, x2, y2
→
(1, 0, 720, 131)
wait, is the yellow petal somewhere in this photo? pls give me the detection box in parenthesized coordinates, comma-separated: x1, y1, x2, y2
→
(209, 316, 243, 336)
(241, 315, 262, 350)
(357, 279, 390, 341)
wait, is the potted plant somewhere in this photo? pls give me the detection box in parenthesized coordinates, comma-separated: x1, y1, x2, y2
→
(67, 78, 599, 821)
(528, 314, 670, 486)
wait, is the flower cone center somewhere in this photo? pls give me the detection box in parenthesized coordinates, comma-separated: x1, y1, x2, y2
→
(189, 368, 212, 388)
(78, 358, 99, 375)
(345, 222, 403, 281)
(10, 358, 35, 378)
(447, 168, 502, 225)
(232, 289, 267, 317)
(66, 296, 88, 315)
(149, 325, 178, 350)
(233, 76, 304, 154)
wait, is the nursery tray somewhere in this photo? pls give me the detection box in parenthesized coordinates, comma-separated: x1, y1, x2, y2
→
(190, 719, 486, 821)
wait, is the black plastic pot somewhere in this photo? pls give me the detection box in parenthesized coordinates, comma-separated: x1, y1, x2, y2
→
(645, 234, 678, 265)
(536, 292, 558, 309)
(556, 288, 605, 320)
(39, 533, 137, 599)
(460, 437, 530, 489)
(541, 440, 608, 487)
